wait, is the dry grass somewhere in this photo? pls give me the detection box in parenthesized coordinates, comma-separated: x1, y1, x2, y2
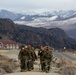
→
(0, 54, 19, 74)
(55, 61, 76, 75)
(60, 65, 76, 75)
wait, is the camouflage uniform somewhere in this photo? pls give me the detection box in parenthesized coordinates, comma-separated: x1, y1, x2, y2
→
(42, 48, 52, 73)
(18, 47, 31, 72)
(38, 46, 45, 71)
(31, 47, 37, 70)
(28, 46, 37, 70)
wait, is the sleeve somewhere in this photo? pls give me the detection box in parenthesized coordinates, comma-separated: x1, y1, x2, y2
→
(28, 51, 32, 59)
(42, 53, 46, 61)
(50, 54, 52, 61)
(34, 52, 37, 59)
(38, 50, 40, 56)
(18, 51, 22, 60)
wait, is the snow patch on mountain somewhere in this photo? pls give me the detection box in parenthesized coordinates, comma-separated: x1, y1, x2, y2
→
(21, 16, 26, 19)
(49, 16, 58, 21)
(14, 17, 76, 29)
(33, 16, 58, 22)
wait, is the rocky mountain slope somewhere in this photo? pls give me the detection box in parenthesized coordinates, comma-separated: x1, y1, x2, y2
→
(0, 18, 76, 49)
(0, 9, 76, 39)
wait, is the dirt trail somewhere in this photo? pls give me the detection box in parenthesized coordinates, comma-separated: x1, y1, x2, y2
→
(4, 72, 59, 75)
(4, 65, 60, 75)
(0, 50, 60, 75)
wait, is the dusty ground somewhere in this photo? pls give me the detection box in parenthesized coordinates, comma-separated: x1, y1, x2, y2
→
(0, 49, 60, 75)
(1, 49, 76, 75)
(0, 49, 19, 61)
(4, 62, 60, 75)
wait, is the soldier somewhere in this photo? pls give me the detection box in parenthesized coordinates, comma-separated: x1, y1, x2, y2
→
(38, 46, 45, 71)
(31, 47, 37, 70)
(28, 45, 37, 70)
(42, 47, 52, 73)
(18, 45, 25, 72)
(24, 46, 32, 71)
(18, 45, 31, 72)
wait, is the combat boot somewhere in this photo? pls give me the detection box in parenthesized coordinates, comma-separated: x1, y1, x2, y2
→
(46, 70, 49, 73)
(21, 69, 25, 72)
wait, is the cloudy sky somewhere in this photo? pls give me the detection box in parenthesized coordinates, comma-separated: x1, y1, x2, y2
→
(0, 0, 76, 12)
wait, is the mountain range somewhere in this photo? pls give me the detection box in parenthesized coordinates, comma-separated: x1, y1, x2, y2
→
(0, 9, 76, 39)
(0, 9, 76, 21)
(0, 18, 76, 49)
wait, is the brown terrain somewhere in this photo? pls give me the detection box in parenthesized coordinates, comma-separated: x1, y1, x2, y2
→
(0, 49, 76, 75)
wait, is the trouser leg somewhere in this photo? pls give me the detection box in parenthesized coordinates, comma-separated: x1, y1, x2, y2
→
(27, 60, 31, 71)
(47, 62, 50, 71)
(31, 60, 34, 70)
(25, 60, 28, 70)
(45, 61, 50, 72)
(20, 60, 25, 71)
(41, 61, 45, 71)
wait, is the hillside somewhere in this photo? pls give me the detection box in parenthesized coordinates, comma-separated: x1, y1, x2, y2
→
(66, 29, 76, 39)
(0, 9, 76, 39)
(0, 18, 76, 49)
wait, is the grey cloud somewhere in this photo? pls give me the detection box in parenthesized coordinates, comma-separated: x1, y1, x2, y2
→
(0, 0, 76, 12)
